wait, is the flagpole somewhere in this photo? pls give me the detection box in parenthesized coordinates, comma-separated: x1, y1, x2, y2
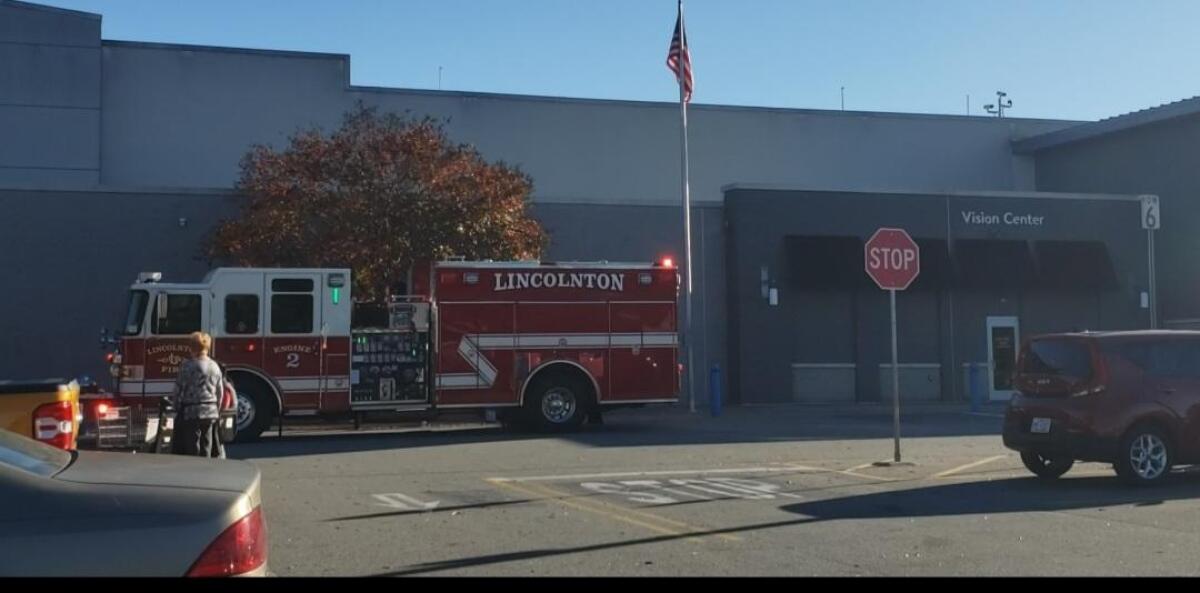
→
(677, 0, 696, 414)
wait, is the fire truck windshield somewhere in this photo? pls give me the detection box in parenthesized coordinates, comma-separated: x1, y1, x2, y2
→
(123, 290, 149, 335)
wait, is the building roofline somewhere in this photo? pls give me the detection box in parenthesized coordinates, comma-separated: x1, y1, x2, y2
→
(1, 0, 100, 20)
(0, 182, 233, 196)
(1013, 95, 1200, 153)
(98, 39, 1076, 125)
(102, 39, 350, 62)
(721, 184, 1145, 202)
(357, 83, 1080, 124)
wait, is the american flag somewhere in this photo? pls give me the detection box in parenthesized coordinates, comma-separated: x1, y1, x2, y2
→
(666, 3, 693, 103)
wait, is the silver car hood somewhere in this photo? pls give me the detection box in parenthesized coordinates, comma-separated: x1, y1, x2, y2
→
(57, 450, 259, 493)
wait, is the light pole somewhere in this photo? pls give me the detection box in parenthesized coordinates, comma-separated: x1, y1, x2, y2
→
(984, 91, 1013, 117)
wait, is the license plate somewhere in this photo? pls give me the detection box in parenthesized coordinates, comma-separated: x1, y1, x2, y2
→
(1031, 417, 1052, 434)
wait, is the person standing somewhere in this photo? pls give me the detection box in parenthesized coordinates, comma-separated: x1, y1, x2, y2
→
(171, 332, 225, 457)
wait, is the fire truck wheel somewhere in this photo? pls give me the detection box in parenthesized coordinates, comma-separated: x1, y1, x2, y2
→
(232, 380, 276, 443)
(525, 372, 591, 432)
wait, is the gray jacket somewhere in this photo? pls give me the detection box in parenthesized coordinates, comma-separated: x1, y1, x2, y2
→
(171, 356, 224, 421)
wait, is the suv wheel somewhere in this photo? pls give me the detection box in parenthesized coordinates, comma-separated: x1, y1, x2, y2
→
(1115, 425, 1173, 485)
(1020, 451, 1074, 479)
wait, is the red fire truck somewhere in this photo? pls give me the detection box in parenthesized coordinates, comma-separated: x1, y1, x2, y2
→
(102, 260, 680, 441)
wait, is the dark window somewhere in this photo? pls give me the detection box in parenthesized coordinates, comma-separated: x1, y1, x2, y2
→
(1034, 241, 1118, 291)
(953, 239, 1036, 289)
(1144, 341, 1200, 379)
(1021, 339, 1092, 380)
(151, 294, 202, 335)
(1106, 340, 1200, 379)
(271, 278, 314, 293)
(784, 236, 865, 290)
(271, 294, 313, 334)
(225, 294, 259, 335)
(123, 290, 149, 336)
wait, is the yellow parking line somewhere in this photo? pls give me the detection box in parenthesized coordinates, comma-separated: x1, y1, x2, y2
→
(485, 478, 740, 543)
(933, 455, 1008, 479)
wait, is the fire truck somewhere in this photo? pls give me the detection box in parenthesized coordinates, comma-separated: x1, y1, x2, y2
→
(102, 260, 680, 441)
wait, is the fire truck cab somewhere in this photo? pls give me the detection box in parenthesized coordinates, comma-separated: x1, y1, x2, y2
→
(109, 261, 679, 441)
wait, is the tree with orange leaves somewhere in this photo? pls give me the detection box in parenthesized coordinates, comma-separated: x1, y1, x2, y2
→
(207, 105, 547, 301)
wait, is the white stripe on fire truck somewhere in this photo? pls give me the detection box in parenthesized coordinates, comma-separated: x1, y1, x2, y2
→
(275, 377, 351, 391)
(436, 332, 678, 391)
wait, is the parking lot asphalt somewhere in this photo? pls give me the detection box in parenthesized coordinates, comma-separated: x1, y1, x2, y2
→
(228, 404, 1200, 576)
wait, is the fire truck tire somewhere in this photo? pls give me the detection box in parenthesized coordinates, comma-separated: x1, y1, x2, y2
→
(524, 371, 592, 432)
(231, 378, 277, 443)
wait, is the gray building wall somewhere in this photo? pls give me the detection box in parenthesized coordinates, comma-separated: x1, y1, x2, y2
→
(0, 187, 236, 380)
(1031, 114, 1200, 324)
(98, 38, 1074, 200)
(725, 188, 1148, 404)
(0, 1, 102, 185)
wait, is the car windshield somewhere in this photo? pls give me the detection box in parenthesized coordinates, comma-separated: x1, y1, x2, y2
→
(0, 429, 73, 478)
(123, 290, 149, 336)
(1022, 339, 1092, 379)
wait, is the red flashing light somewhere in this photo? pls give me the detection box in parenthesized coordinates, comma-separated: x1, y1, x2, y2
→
(246, 343, 256, 353)
(105, 353, 115, 363)
(96, 403, 109, 416)
(661, 257, 675, 269)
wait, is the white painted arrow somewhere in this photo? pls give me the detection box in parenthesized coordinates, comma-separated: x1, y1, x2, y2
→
(372, 493, 440, 511)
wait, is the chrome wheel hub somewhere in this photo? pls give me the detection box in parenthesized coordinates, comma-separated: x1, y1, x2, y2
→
(1130, 433, 1168, 480)
(541, 388, 577, 424)
(235, 392, 256, 432)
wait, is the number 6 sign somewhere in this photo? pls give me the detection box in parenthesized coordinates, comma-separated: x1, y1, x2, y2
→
(1141, 195, 1160, 230)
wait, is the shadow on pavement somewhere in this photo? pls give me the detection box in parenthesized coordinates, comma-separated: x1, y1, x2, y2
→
(779, 472, 1200, 521)
(229, 405, 1003, 460)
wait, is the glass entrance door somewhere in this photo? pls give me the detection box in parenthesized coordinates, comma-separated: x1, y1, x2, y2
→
(986, 316, 1020, 401)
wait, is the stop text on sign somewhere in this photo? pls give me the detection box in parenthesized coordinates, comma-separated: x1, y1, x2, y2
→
(868, 246, 916, 271)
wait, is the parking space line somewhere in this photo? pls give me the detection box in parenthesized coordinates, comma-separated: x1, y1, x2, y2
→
(486, 478, 740, 543)
(933, 455, 1009, 479)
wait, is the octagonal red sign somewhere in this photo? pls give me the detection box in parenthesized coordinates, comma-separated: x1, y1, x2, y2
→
(864, 228, 920, 291)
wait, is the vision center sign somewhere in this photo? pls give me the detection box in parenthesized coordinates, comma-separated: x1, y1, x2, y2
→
(960, 210, 1046, 227)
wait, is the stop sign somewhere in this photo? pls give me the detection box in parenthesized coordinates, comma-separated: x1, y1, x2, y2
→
(865, 228, 920, 290)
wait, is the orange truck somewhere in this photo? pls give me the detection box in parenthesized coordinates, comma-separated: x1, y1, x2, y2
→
(0, 379, 82, 450)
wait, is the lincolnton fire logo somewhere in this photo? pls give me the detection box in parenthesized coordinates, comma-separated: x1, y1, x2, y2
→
(493, 272, 625, 292)
(146, 343, 192, 375)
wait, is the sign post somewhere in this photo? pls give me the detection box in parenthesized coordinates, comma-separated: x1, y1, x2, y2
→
(864, 228, 921, 464)
(1140, 195, 1160, 329)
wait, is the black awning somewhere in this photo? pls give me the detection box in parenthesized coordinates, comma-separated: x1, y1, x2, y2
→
(785, 235, 950, 291)
(1034, 240, 1118, 290)
(784, 235, 865, 290)
(910, 239, 951, 291)
(953, 239, 1036, 289)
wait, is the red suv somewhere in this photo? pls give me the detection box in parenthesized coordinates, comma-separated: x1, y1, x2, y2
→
(1004, 331, 1200, 485)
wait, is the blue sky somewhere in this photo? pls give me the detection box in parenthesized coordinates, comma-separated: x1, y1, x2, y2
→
(36, 0, 1200, 121)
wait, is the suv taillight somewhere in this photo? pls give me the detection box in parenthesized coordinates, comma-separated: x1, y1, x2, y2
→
(186, 507, 267, 577)
(33, 401, 76, 450)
